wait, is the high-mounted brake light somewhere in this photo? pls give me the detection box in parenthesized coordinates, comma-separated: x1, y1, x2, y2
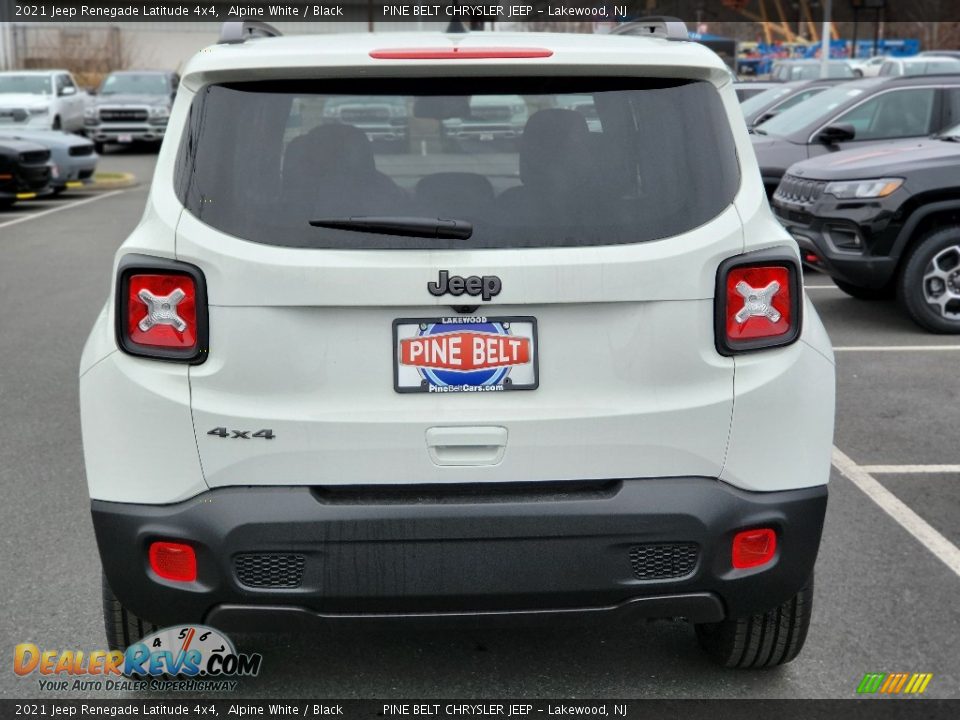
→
(715, 252, 802, 355)
(731, 528, 777, 570)
(149, 541, 197, 583)
(370, 47, 553, 60)
(115, 255, 208, 363)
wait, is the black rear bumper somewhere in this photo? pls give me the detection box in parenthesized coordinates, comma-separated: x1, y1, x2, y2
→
(92, 479, 827, 630)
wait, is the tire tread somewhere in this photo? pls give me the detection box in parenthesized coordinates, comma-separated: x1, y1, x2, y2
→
(102, 572, 156, 652)
(898, 226, 960, 334)
(695, 576, 814, 669)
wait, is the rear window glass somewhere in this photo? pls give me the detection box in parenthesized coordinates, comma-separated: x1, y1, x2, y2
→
(175, 78, 740, 250)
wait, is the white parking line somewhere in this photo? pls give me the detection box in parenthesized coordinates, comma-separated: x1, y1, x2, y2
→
(0, 190, 126, 229)
(833, 345, 960, 352)
(860, 465, 960, 474)
(832, 447, 960, 578)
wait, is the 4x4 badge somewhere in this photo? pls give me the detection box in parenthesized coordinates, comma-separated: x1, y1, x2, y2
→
(428, 270, 502, 302)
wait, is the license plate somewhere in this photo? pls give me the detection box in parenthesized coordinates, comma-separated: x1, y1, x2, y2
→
(479, 133, 495, 141)
(393, 316, 538, 394)
(117, 134, 133, 144)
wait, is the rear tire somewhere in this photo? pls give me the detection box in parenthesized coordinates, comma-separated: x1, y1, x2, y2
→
(695, 575, 813, 668)
(94, 142, 106, 155)
(898, 226, 960, 333)
(102, 571, 158, 652)
(833, 278, 894, 301)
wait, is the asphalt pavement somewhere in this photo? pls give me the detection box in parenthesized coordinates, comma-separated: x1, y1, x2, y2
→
(0, 150, 957, 700)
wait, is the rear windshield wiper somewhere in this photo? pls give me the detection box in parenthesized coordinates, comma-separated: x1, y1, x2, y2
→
(309, 216, 473, 240)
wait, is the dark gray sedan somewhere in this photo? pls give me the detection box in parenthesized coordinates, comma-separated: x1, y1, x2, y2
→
(751, 74, 960, 195)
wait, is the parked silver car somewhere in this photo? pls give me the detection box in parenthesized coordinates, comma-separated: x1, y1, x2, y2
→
(770, 60, 856, 81)
(0, 129, 98, 194)
(878, 56, 960, 77)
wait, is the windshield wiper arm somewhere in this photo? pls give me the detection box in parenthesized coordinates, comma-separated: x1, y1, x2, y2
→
(309, 216, 473, 239)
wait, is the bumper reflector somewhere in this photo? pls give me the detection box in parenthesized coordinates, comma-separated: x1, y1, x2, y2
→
(732, 528, 777, 569)
(148, 541, 197, 582)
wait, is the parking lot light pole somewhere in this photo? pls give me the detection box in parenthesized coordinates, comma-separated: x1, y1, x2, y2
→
(0, 4, 15, 71)
(820, 0, 833, 78)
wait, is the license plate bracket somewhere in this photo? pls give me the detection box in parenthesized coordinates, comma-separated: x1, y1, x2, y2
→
(393, 316, 538, 394)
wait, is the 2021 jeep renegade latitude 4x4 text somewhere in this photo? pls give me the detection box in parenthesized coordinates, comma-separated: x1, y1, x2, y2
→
(80, 22, 835, 668)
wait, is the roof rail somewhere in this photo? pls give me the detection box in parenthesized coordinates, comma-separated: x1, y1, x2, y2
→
(218, 21, 283, 45)
(613, 17, 689, 41)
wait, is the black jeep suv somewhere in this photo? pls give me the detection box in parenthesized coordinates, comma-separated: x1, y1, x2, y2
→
(772, 122, 960, 333)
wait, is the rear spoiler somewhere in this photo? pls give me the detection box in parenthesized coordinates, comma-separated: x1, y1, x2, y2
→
(218, 21, 282, 45)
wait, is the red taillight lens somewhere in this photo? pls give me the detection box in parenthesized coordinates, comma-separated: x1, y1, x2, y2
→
(127, 273, 197, 350)
(726, 266, 792, 341)
(148, 541, 197, 582)
(116, 258, 207, 363)
(716, 255, 801, 355)
(731, 528, 777, 569)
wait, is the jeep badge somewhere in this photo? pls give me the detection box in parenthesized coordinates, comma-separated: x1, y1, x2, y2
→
(428, 271, 502, 301)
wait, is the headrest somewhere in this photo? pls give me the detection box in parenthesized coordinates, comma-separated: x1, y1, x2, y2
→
(519, 109, 592, 189)
(285, 123, 376, 178)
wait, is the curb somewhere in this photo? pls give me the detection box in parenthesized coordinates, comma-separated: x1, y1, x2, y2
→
(84, 172, 138, 190)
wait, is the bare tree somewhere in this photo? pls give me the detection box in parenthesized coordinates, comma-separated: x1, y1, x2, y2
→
(15, 25, 150, 89)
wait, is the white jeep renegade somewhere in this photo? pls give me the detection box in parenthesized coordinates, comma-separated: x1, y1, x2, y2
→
(80, 21, 836, 668)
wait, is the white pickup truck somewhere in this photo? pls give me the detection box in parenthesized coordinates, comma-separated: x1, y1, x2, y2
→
(0, 70, 88, 133)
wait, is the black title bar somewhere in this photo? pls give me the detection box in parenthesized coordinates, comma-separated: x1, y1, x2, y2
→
(1, 700, 960, 719)
(2, 0, 960, 23)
